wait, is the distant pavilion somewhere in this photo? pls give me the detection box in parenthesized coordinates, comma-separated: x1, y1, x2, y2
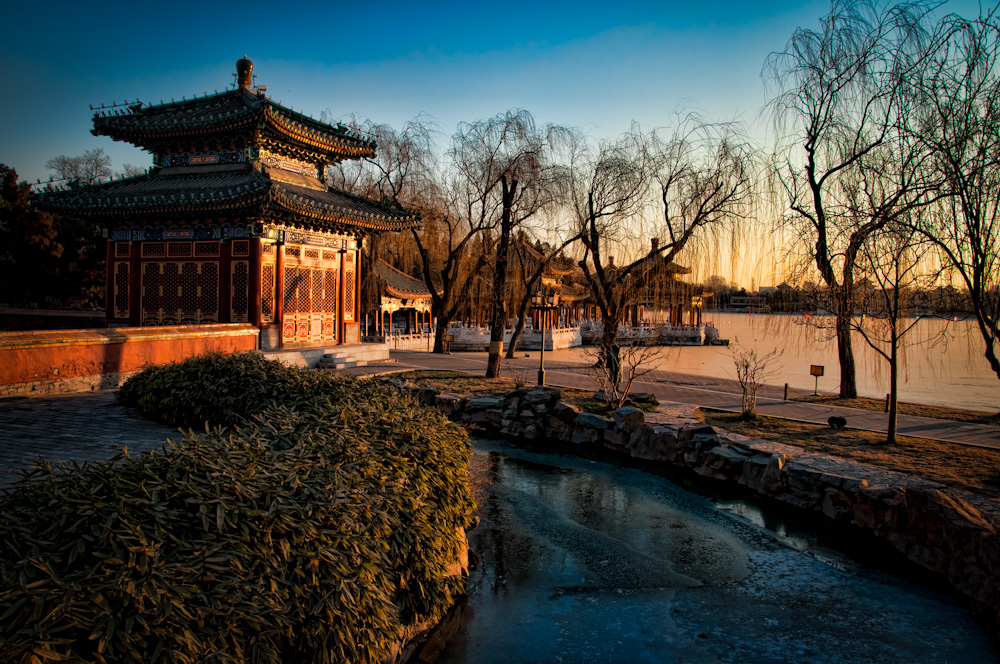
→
(373, 259, 435, 335)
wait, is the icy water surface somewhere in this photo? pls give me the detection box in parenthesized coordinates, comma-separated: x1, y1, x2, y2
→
(438, 438, 997, 664)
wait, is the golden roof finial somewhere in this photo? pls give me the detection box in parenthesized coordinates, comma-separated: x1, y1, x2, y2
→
(236, 56, 253, 90)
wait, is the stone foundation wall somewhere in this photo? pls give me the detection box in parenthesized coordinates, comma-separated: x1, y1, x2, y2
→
(394, 381, 1000, 631)
(0, 324, 259, 397)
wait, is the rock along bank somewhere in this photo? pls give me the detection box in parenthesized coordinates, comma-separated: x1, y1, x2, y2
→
(389, 381, 1000, 636)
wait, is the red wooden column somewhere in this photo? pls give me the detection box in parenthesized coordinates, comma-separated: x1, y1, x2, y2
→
(354, 243, 362, 335)
(249, 238, 263, 328)
(338, 244, 347, 344)
(104, 241, 115, 326)
(274, 236, 285, 346)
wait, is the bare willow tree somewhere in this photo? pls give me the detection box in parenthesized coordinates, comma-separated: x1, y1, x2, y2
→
(765, 0, 936, 398)
(854, 220, 935, 443)
(837, 109, 949, 440)
(567, 130, 648, 383)
(328, 117, 439, 334)
(573, 119, 753, 383)
(449, 110, 562, 378)
(904, 9, 1000, 384)
(504, 232, 581, 359)
(414, 196, 496, 353)
(646, 117, 755, 294)
(331, 116, 493, 352)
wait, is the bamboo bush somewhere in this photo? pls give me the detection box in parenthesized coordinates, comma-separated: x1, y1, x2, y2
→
(0, 353, 475, 663)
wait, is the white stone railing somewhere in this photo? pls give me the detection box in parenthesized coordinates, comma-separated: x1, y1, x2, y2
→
(517, 326, 582, 350)
(579, 322, 705, 346)
(388, 331, 435, 351)
(443, 324, 582, 352)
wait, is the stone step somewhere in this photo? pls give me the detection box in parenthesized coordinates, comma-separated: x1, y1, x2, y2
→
(316, 354, 368, 370)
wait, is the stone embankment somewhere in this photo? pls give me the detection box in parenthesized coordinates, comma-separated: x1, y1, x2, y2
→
(395, 381, 1000, 631)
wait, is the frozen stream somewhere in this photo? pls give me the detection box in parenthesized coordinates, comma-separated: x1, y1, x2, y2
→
(438, 438, 997, 664)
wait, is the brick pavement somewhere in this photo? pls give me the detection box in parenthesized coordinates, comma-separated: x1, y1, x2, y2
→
(0, 391, 180, 488)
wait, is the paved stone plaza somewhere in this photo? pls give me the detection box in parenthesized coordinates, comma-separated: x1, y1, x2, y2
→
(0, 391, 179, 488)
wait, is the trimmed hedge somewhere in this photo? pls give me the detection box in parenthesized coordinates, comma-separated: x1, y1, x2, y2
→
(0, 353, 474, 663)
(115, 351, 365, 429)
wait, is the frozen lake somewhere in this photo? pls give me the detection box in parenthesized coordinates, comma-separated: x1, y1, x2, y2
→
(550, 315, 998, 412)
(439, 438, 997, 663)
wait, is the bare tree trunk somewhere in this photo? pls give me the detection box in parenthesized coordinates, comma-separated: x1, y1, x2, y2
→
(485, 303, 506, 377)
(835, 313, 858, 399)
(505, 304, 528, 359)
(971, 291, 1000, 381)
(887, 323, 899, 445)
(486, 177, 517, 378)
(433, 318, 450, 354)
(599, 320, 622, 386)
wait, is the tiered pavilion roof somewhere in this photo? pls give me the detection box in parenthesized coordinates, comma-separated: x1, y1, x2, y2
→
(36, 56, 419, 238)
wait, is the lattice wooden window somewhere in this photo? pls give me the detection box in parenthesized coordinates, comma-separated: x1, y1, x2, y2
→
(295, 266, 309, 338)
(115, 243, 130, 258)
(304, 248, 320, 260)
(323, 269, 337, 313)
(310, 269, 323, 309)
(168, 242, 192, 257)
(162, 263, 180, 325)
(142, 243, 166, 258)
(201, 264, 219, 320)
(113, 262, 129, 319)
(141, 261, 219, 326)
(141, 262, 160, 325)
(195, 242, 220, 257)
(232, 240, 250, 257)
(262, 263, 275, 323)
(283, 266, 298, 314)
(296, 267, 309, 315)
(344, 269, 355, 320)
(262, 243, 275, 255)
(322, 250, 338, 261)
(285, 246, 300, 258)
(181, 263, 198, 323)
(231, 260, 249, 322)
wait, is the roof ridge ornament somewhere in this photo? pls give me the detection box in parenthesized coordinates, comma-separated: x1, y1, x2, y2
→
(236, 56, 253, 90)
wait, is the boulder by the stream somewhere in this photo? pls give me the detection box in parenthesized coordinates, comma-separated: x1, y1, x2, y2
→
(388, 378, 1000, 632)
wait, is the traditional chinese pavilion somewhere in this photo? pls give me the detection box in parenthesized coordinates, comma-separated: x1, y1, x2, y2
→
(36, 57, 419, 350)
(373, 259, 435, 336)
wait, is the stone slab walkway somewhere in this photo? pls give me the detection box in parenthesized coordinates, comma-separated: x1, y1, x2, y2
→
(380, 350, 1000, 451)
(1, 348, 995, 489)
(0, 391, 179, 488)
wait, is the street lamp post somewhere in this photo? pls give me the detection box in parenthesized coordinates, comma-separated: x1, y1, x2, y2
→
(532, 290, 559, 386)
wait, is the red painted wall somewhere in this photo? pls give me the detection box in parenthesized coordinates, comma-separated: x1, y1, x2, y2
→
(0, 324, 259, 387)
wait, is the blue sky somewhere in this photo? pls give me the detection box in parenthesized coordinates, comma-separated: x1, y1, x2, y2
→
(0, 0, 840, 183)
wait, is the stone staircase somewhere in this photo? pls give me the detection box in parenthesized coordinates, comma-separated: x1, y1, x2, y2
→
(315, 349, 368, 371)
(263, 342, 390, 370)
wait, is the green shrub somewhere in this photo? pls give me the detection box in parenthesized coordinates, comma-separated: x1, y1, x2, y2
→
(116, 351, 371, 429)
(1, 355, 474, 663)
